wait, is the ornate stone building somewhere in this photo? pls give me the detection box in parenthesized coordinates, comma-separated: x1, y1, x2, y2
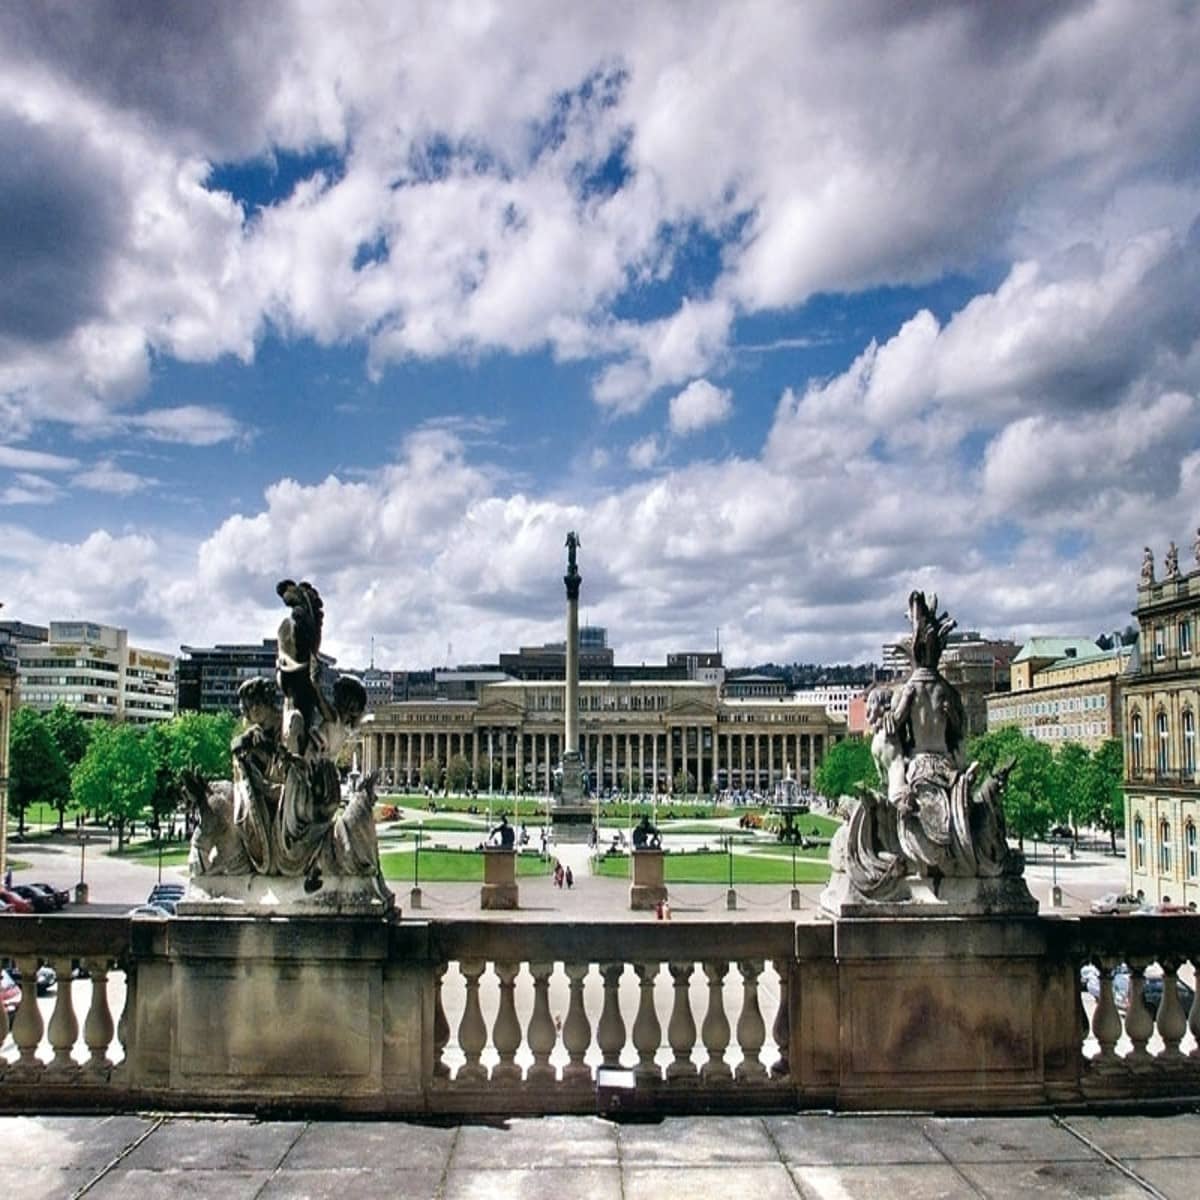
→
(1124, 538, 1200, 903)
(360, 678, 845, 794)
(0, 619, 16, 878)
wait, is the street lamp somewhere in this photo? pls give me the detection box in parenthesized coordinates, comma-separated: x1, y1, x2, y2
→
(726, 834, 736, 911)
(411, 821, 423, 910)
(790, 832, 801, 911)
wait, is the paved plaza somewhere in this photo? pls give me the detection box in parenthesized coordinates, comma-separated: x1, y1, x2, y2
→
(2, 1110, 1198, 1199)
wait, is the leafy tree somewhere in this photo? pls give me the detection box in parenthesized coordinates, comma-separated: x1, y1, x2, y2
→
(43, 703, 90, 769)
(445, 753, 471, 793)
(813, 737, 877, 801)
(1090, 739, 1125, 853)
(672, 768, 694, 795)
(420, 758, 443, 790)
(1053, 741, 1093, 841)
(8, 707, 71, 835)
(71, 722, 157, 849)
(966, 727, 1056, 847)
(152, 712, 235, 832)
(474, 756, 498, 792)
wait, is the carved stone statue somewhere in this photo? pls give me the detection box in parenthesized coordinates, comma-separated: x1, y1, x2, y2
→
(1194, 527, 1200, 568)
(1141, 546, 1155, 586)
(822, 590, 1036, 916)
(1165, 540, 1180, 579)
(488, 814, 516, 849)
(184, 581, 392, 915)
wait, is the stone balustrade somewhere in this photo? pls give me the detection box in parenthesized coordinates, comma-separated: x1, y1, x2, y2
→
(2, 914, 1199, 1114)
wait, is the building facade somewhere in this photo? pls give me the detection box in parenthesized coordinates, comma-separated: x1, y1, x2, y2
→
(0, 608, 17, 877)
(1124, 543, 1200, 904)
(987, 638, 1130, 750)
(16, 621, 176, 723)
(179, 640, 337, 713)
(794, 683, 866, 721)
(360, 678, 845, 794)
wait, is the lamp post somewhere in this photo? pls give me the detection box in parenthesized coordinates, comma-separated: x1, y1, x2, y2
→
(790, 830, 801, 911)
(157, 835, 164, 885)
(726, 833, 736, 911)
(411, 821, 423, 910)
(75, 831, 89, 905)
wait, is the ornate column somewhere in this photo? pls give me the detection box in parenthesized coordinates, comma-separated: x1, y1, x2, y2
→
(559, 530, 584, 804)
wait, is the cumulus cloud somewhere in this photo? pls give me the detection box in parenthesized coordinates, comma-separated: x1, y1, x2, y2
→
(668, 379, 733, 435)
(72, 460, 155, 495)
(627, 435, 662, 470)
(0, 446, 79, 471)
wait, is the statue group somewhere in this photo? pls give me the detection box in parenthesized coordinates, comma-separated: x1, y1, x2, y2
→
(822, 591, 1036, 915)
(185, 580, 392, 914)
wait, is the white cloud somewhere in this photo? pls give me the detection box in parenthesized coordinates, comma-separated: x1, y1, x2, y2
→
(72, 460, 154, 495)
(0, 446, 79, 471)
(0, 473, 59, 505)
(627, 435, 662, 470)
(126, 405, 244, 446)
(668, 379, 732, 435)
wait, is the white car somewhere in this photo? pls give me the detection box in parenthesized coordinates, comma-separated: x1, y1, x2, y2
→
(1088, 892, 1145, 915)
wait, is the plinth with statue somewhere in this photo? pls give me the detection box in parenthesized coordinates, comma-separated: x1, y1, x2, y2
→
(822, 590, 1036, 917)
(629, 814, 667, 911)
(181, 579, 393, 916)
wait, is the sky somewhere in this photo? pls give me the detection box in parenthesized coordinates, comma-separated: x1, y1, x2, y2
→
(2, 1, 1199, 672)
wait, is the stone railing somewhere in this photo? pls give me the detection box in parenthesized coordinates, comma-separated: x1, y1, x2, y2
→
(2, 913, 1199, 1114)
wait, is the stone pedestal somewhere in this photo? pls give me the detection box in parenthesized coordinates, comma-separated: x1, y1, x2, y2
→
(179, 874, 395, 919)
(629, 849, 667, 911)
(73, 882, 89, 905)
(481, 848, 518, 910)
(821, 870, 1038, 918)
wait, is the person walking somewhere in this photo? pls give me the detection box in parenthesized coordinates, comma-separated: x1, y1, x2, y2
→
(553, 861, 564, 888)
(565, 865, 574, 889)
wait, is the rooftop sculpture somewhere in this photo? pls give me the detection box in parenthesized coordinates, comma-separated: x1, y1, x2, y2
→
(822, 590, 1036, 915)
(184, 580, 392, 915)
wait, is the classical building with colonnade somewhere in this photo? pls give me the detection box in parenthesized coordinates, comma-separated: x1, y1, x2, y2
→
(360, 678, 846, 794)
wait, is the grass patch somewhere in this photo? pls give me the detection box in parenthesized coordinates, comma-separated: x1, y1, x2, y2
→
(379, 847, 553, 883)
(106, 841, 191, 867)
(4, 859, 32, 872)
(389, 817, 486, 832)
(592, 850, 831, 884)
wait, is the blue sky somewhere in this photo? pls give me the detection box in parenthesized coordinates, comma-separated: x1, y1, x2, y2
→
(1, 3, 1199, 669)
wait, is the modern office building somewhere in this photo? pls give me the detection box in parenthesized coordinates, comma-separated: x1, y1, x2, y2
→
(986, 638, 1130, 750)
(16, 620, 176, 723)
(794, 683, 867, 720)
(178, 639, 337, 713)
(1124, 538, 1200, 904)
(361, 678, 845, 795)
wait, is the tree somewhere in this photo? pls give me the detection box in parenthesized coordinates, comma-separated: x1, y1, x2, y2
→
(446, 753, 471, 793)
(813, 737, 877, 801)
(155, 712, 235, 832)
(43, 703, 90, 769)
(420, 758, 442, 790)
(1053, 741, 1093, 842)
(966, 727, 1056, 847)
(474, 756, 498, 792)
(1090, 739, 1125, 854)
(71, 723, 157, 850)
(8, 707, 71, 835)
(673, 768, 694, 795)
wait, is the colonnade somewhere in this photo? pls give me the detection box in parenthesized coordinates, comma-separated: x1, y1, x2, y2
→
(360, 722, 829, 794)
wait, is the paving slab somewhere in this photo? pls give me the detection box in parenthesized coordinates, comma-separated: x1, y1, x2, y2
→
(87, 1167, 274, 1199)
(452, 1115, 619, 1167)
(282, 1119, 458, 1170)
(119, 1117, 305, 1170)
(1064, 1112, 1200, 1159)
(789, 1162, 979, 1199)
(766, 1114, 945, 1165)
(442, 1164, 623, 1200)
(618, 1114, 777, 1164)
(1126, 1156, 1200, 1200)
(260, 1166, 446, 1199)
(956, 1158, 1154, 1199)
(921, 1115, 1098, 1162)
(0, 1167, 95, 1200)
(624, 1163, 800, 1200)
(0, 1113, 153, 1169)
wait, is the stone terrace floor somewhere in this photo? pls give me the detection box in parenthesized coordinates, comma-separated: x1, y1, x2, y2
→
(5, 1110, 1200, 1199)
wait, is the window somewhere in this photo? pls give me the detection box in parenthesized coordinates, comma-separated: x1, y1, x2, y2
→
(1157, 711, 1170, 774)
(1134, 814, 1146, 870)
(1154, 627, 1165, 659)
(1187, 822, 1198, 880)
(1180, 621, 1192, 656)
(1184, 709, 1196, 775)
(1159, 820, 1172, 875)
(1131, 712, 1144, 773)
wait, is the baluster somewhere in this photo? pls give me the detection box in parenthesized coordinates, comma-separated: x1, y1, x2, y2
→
(526, 960, 556, 1084)
(562, 963, 592, 1083)
(432, 963, 451, 1078)
(456, 960, 488, 1082)
(770, 961, 790, 1079)
(596, 963, 626, 1068)
(1123, 959, 1154, 1065)
(491, 961, 522, 1082)
(11, 954, 45, 1076)
(700, 961, 732, 1081)
(666, 962, 698, 1081)
(0, 973, 9, 1057)
(735, 959, 767, 1080)
(632, 962, 662, 1082)
(1155, 958, 1188, 1060)
(1090, 957, 1123, 1068)
(83, 960, 115, 1076)
(46, 956, 79, 1075)
(1189, 955, 1200, 1059)
(116, 964, 132, 1069)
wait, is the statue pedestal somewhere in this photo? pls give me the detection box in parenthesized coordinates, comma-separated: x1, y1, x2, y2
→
(821, 870, 1038, 918)
(629, 849, 667, 911)
(180, 874, 395, 918)
(481, 848, 518, 910)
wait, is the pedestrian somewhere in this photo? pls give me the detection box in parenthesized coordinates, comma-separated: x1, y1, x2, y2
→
(565, 866, 574, 889)
(553, 861, 564, 888)
(3, 866, 12, 889)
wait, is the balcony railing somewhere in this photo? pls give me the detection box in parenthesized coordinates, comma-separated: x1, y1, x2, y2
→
(2, 913, 1199, 1114)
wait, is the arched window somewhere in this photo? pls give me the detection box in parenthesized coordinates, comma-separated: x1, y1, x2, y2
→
(1187, 822, 1198, 880)
(1131, 712, 1144, 773)
(1184, 709, 1196, 775)
(1159, 819, 1173, 875)
(1134, 814, 1146, 870)
(1156, 710, 1170, 775)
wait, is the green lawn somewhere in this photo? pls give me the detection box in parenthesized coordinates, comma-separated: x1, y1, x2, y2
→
(592, 850, 831, 884)
(107, 841, 192, 868)
(749, 843, 833, 860)
(379, 847, 554, 882)
(389, 817, 487, 832)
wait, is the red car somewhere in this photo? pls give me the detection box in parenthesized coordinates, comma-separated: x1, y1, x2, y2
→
(0, 887, 34, 913)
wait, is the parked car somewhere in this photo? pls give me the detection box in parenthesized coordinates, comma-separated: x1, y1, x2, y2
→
(1, 969, 20, 1014)
(1089, 892, 1146, 915)
(10, 884, 57, 914)
(0, 887, 34, 914)
(1080, 962, 1195, 1015)
(148, 882, 184, 902)
(30, 881, 70, 909)
(128, 904, 172, 919)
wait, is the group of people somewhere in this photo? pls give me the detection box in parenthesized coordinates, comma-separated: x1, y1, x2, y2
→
(552, 860, 574, 889)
